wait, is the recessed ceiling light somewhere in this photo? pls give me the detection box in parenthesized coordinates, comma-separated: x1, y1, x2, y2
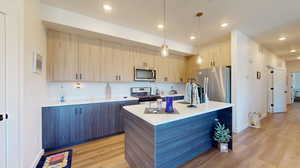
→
(278, 36, 287, 41)
(190, 36, 196, 40)
(103, 4, 112, 11)
(290, 49, 296, 53)
(157, 24, 164, 29)
(221, 23, 228, 28)
(297, 56, 300, 60)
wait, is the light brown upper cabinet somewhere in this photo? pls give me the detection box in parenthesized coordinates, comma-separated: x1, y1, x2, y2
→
(155, 55, 169, 82)
(134, 47, 155, 69)
(186, 40, 231, 79)
(154, 55, 186, 83)
(78, 37, 102, 82)
(110, 43, 135, 82)
(47, 29, 187, 83)
(47, 30, 78, 82)
(204, 41, 231, 68)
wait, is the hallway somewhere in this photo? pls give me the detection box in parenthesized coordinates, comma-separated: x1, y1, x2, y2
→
(48, 103, 300, 168)
(184, 103, 300, 168)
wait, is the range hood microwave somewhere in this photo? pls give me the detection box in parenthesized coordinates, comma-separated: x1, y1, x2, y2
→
(134, 68, 156, 81)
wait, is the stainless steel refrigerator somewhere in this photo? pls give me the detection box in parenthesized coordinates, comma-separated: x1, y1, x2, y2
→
(196, 66, 231, 103)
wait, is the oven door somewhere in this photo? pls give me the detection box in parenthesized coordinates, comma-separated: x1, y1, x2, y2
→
(134, 68, 156, 81)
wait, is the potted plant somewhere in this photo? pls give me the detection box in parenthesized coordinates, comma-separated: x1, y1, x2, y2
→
(214, 121, 231, 152)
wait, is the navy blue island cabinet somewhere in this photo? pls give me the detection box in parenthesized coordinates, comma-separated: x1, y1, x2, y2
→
(124, 106, 232, 168)
(42, 100, 138, 151)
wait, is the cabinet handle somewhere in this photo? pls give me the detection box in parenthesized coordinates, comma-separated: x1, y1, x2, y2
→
(119, 75, 121, 81)
(75, 108, 78, 115)
(80, 73, 82, 80)
(76, 74, 78, 80)
(79, 108, 82, 115)
(115, 75, 118, 81)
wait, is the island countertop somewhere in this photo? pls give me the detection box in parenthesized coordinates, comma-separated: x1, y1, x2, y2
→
(123, 101, 233, 126)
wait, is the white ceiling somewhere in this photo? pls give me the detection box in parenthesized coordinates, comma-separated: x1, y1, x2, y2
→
(41, 0, 300, 60)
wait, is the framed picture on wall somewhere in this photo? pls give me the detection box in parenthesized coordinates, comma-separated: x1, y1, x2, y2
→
(257, 71, 261, 80)
(32, 51, 43, 74)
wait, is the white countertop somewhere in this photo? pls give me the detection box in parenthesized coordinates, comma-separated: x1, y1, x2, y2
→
(123, 101, 233, 126)
(43, 97, 139, 107)
(159, 94, 184, 98)
(43, 94, 184, 108)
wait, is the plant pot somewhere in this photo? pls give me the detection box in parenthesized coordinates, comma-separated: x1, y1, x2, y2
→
(219, 143, 229, 152)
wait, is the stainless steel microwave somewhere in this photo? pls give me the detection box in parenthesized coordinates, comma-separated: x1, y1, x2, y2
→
(134, 68, 156, 81)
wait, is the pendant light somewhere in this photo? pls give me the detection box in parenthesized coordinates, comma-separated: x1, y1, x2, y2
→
(161, 0, 169, 57)
(195, 12, 203, 64)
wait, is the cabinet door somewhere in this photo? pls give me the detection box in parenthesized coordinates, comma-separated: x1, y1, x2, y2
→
(200, 49, 210, 69)
(112, 102, 123, 133)
(78, 37, 101, 81)
(78, 104, 101, 140)
(134, 48, 155, 69)
(47, 30, 78, 81)
(178, 57, 186, 83)
(118, 46, 135, 82)
(42, 106, 75, 150)
(155, 55, 169, 82)
(101, 41, 116, 82)
(217, 41, 231, 67)
(167, 56, 176, 83)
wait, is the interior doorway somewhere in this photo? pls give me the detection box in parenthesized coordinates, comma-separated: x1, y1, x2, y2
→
(288, 72, 300, 104)
(267, 68, 288, 113)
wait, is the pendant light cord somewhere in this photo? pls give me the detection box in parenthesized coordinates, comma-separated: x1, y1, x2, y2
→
(163, 0, 167, 44)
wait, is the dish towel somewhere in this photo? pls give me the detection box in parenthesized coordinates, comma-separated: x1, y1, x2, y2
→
(184, 83, 200, 104)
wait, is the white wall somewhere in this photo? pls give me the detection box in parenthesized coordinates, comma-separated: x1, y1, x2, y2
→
(21, 0, 47, 167)
(231, 30, 286, 133)
(47, 82, 185, 102)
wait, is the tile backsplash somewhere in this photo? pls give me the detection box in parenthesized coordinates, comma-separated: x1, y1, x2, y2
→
(47, 82, 185, 102)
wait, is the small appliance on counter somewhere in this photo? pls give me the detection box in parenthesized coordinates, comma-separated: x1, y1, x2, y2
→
(130, 87, 161, 102)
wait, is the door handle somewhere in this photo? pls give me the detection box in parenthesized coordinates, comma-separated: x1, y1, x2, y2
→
(0, 114, 7, 121)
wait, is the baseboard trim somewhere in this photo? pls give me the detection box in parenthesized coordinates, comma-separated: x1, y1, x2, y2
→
(234, 124, 249, 133)
(32, 149, 44, 168)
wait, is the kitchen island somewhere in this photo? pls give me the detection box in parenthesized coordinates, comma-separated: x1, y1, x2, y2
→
(123, 101, 233, 168)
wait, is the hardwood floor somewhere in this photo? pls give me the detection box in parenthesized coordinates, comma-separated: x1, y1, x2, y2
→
(47, 103, 300, 168)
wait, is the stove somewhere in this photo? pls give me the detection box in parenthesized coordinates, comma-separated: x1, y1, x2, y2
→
(130, 87, 161, 102)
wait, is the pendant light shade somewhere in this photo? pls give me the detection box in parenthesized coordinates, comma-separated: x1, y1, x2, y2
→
(160, 0, 169, 57)
(161, 44, 169, 57)
(195, 12, 204, 64)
